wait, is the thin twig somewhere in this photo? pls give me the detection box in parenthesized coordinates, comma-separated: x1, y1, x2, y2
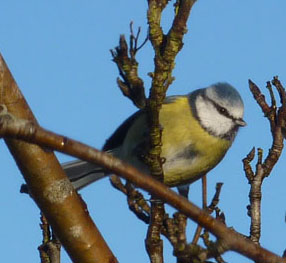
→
(192, 182, 224, 244)
(126, 182, 151, 223)
(111, 32, 146, 109)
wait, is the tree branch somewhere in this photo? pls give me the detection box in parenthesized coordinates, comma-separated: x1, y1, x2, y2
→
(38, 213, 61, 263)
(247, 78, 286, 243)
(145, 2, 197, 261)
(0, 108, 284, 263)
(0, 54, 117, 263)
(111, 32, 146, 109)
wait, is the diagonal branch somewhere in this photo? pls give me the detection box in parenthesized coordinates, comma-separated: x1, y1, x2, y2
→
(0, 54, 117, 263)
(0, 109, 285, 263)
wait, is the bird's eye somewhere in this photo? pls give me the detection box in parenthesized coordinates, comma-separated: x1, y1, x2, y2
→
(219, 107, 227, 114)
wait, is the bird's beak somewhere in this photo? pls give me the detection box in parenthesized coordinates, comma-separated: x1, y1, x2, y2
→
(235, 118, 247, 127)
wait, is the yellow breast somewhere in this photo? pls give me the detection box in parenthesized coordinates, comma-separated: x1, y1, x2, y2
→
(159, 96, 231, 187)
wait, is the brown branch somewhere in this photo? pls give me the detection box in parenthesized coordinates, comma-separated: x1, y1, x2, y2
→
(201, 231, 226, 263)
(192, 182, 224, 245)
(147, 0, 167, 50)
(191, 175, 209, 245)
(202, 175, 207, 209)
(207, 183, 224, 213)
(0, 113, 284, 262)
(110, 173, 192, 258)
(243, 147, 255, 182)
(146, 0, 197, 181)
(109, 174, 128, 194)
(249, 80, 273, 122)
(38, 214, 61, 263)
(0, 54, 117, 263)
(111, 33, 146, 109)
(39, 214, 52, 263)
(247, 78, 285, 177)
(175, 232, 227, 263)
(109, 175, 151, 223)
(245, 78, 286, 244)
(243, 148, 264, 244)
(161, 211, 191, 262)
(144, 2, 197, 262)
(192, 176, 207, 245)
(263, 78, 285, 177)
(243, 147, 264, 243)
(129, 21, 149, 58)
(111, 2, 197, 262)
(161, 212, 187, 250)
(145, 201, 165, 263)
(40, 241, 61, 263)
(250, 162, 263, 244)
(126, 182, 151, 223)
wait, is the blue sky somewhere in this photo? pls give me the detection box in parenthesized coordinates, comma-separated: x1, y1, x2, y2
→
(1, 1, 286, 262)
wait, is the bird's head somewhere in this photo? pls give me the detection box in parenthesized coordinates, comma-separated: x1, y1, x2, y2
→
(190, 83, 246, 141)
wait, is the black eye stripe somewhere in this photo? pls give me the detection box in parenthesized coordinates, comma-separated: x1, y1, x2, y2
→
(205, 97, 235, 121)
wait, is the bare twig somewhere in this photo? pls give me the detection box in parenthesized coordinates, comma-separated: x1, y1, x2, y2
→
(109, 175, 151, 223)
(40, 242, 61, 263)
(38, 215, 61, 263)
(109, 175, 128, 194)
(129, 21, 149, 58)
(202, 175, 207, 209)
(243, 147, 255, 182)
(39, 214, 52, 263)
(246, 78, 286, 244)
(192, 175, 207, 245)
(111, 33, 146, 109)
(192, 182, 224, 244)
(174, 212, 188, 247)
(201, 231, 226, 263)
(243, 148, 264, 244)
(207, 183, 224, 213)
(249, 80, 272, 122)
(126, 182, 151, 223)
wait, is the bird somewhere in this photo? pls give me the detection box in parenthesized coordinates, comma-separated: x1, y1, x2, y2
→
(63, 83, 246, 197)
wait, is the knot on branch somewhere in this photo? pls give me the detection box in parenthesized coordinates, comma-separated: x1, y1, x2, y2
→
(0, 104, 38, 140)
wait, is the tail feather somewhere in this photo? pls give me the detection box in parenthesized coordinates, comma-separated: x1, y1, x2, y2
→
(62, 160, 106, 190)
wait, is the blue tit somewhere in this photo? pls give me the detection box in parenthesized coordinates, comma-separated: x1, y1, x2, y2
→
(63, 83, 246, 196)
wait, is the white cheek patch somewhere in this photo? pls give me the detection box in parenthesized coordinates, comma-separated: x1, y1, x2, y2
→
(195, 96, 234, 137)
